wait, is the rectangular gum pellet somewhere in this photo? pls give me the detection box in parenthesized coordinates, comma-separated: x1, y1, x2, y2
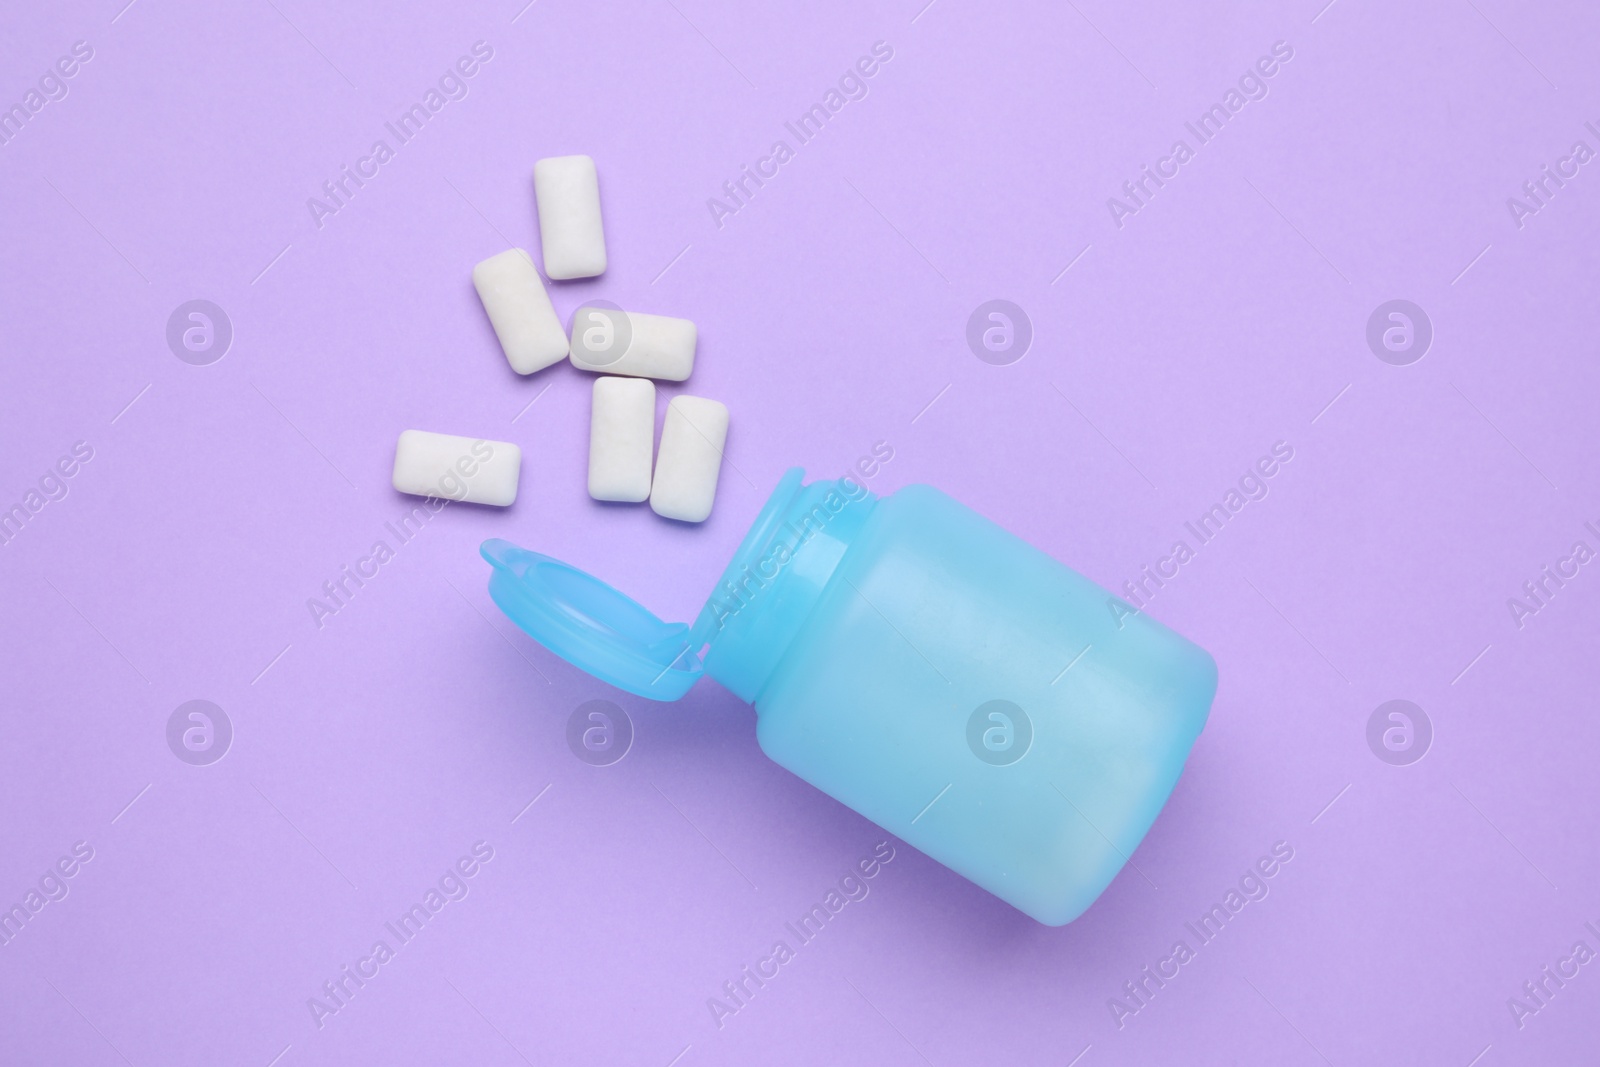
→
(472, 249, 570, 375)
(533, 155, 607, 280)
(588, 377, 655, 503)
(650, 396, 728, 523)
(392, 430, 522, 507)
(569, 308, 696, 381)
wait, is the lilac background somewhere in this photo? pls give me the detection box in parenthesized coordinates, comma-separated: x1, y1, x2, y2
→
(2, 0, 1598, 1063)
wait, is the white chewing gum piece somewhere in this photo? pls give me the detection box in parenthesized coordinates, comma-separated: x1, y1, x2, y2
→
(588, 377, 655, 503)
(650, 396, 728, 523)
(471, 249, 569, 375)
(392, 430, 521, 507)
(568, 308, 696, 382)
(533, 154, 607, 280)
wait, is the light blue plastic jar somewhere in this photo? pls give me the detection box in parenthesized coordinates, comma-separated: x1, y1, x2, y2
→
(482, 468, 1216, 925)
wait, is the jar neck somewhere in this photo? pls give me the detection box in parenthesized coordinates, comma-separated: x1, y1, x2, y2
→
(689, 469, 878, 703)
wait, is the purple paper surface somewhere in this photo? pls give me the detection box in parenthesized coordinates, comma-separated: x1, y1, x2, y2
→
(3, 0, 1598, 1063)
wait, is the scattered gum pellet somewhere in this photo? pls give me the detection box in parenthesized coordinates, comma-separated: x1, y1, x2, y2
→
(392, 430, 522, 507)
(533, 155, 607, 280)
(569, 307, 695, 382)
(471, 249, 569, 375)
(650, 396, 728, 523)
(588, 377, 655, 503)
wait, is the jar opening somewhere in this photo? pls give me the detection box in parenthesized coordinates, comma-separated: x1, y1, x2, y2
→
(690, 468, 878, 702)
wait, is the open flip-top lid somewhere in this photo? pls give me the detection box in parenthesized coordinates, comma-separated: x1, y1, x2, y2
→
(480, 538, 704, 701)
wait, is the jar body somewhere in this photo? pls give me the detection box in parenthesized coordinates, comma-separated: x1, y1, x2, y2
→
(747, 484, 1215, 926)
